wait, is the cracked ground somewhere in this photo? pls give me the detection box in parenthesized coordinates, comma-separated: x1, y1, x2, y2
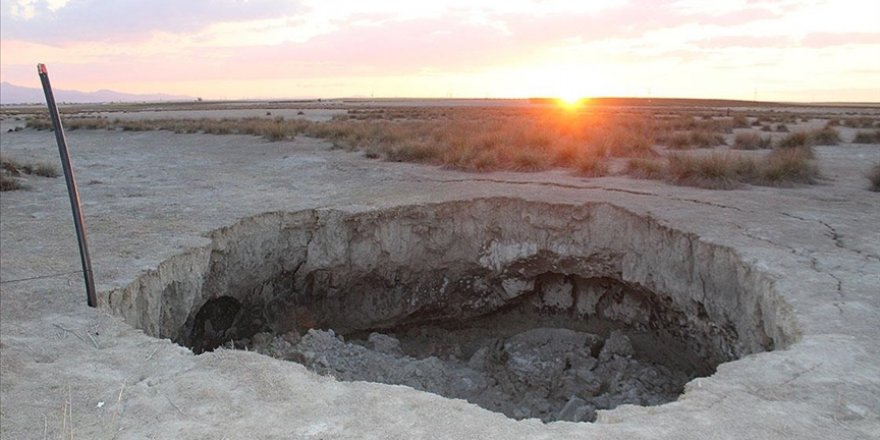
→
(1, 107, 879, 440)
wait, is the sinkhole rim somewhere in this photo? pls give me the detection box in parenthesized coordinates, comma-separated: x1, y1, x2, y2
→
(104, 197, 799, 421)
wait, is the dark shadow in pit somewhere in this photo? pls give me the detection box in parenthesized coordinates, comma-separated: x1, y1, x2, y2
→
(187, 296, 243, 354)
(182, 274, 720, 422)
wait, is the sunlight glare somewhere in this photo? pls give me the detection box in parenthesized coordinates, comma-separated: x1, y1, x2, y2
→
(557, 93, 585, 110)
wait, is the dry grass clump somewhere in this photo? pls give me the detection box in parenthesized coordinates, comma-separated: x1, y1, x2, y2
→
(0, 174, 22, 191)
(664, 130, 726, 149)
(1, 155, 60, 178)
(777, 131, 811, 149)
(624, 148, 819, 189)
(666, 153, 756, 189)
(853, 130, 880, 144)
(776, 127, 840, 156)
(843, 117, 879, 128)
(732, 114, 750, 128)
(759, 148, 820, 185)
(733, 132, 772, 150)
(626, 157, 667, 180)
(868, 164, 880, 192)
(810, 127, 841, 145)
(575, 152, 609, 177)
(0, 155, 60, 190)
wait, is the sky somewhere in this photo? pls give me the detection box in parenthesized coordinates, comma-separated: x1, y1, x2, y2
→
(1, 0, 878, 102)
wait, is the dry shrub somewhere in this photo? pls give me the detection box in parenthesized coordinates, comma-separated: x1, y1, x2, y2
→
(759, 148, 819, 185)
(663, 129, 725, 149)
(666, 132, 693, 149)
(0, 174, 22, 191)
(30, 163, 60, 177)
(853, 130, 880, 144)
(777, 131, 810, 149)
(868, 164, 880, 192)
(1, 155, 59, 178)
(733, 132, 772, 150)
(666, 153, 753, 189)
(575, 151, 609, 177)
(625, 149, 819, 189)
(777, 128, 840, 155)
(1, 155, 59, 190)
(626, 158, 666, 180)
(843, 117, 878, 128)
(25, 118, 53, 130)
(810, 127, 840, 145)
(732, 114, 750, 128)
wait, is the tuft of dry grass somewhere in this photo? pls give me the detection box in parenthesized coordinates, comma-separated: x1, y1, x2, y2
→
(575, 151, 609, 177)
(732, 114, 750, 128)
(868, 163, 880, 192)
(759, 148, 819, 185)
(666, 153, 754, 189)
(810, 127, 840, 145)
(0, 174, 22, 191)
(624, 148, 819, 189)
(733, 132, 772, 150)
(777, 131, 810, 149)
(664, 130, 725, 149)
(0, 155, 60, 189)
(30, 163, 61, 178)
(853, 130, 880, 144)
(626, 157, 667, 180)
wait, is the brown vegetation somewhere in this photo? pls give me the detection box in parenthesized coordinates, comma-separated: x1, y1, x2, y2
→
(0, 155, 60, 191)
(853, 130, 880, 144)
(27, 109, 660, 173)
(868, 164, 880, 192)
(18, 105, 835, 189)
(733, 132, 772, 150)
(625, 148, 819, 189)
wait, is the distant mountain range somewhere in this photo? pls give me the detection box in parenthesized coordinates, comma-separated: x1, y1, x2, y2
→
(0, 81, 193, 104)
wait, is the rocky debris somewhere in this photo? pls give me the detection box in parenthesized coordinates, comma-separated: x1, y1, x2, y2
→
(246, 326, 691, 423)
(599, 330, 634, 362)
(368, 332, 404, 355)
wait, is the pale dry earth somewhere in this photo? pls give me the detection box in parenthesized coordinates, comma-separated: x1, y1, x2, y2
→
(1, 106, 879, 439)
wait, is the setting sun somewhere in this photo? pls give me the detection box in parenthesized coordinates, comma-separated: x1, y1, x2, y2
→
(557, 94, 586, 110)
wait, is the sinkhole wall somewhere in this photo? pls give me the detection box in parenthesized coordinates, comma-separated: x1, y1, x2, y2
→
(105, 198, 799, 364)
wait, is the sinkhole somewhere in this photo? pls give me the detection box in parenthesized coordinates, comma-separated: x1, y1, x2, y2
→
(106, 198, 795, 423)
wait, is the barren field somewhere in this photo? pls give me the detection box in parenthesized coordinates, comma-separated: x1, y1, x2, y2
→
(1, 99, 879, 439)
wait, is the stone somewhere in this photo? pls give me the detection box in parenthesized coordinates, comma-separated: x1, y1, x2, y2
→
(599, 331, 634, 362)
(368, 332, 403, 355)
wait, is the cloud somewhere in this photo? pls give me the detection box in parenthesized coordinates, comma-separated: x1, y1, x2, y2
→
(801, 32, 880, 48)
(696, 35, 794, 49)
(0, 0, 304, 43)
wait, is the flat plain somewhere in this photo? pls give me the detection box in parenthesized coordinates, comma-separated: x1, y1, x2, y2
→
(1, 99, 879, 439)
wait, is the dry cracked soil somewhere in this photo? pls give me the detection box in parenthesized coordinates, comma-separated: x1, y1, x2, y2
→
(1, 103, 879, 440)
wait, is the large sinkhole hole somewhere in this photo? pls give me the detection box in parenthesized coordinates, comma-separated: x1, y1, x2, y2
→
(108, 198, 794, 423)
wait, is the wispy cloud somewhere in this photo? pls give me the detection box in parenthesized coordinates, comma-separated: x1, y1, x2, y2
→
(0, 0, 303, 43)
(1, 0, 877, 101)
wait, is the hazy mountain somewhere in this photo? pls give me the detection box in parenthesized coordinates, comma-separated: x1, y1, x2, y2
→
(0, 81, 193, 104)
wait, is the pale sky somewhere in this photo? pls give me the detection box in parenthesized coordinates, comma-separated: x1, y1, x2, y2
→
(1, 0, 878, 102)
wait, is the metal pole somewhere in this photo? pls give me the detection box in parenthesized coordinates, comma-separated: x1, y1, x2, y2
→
(36, 63, 97, 307)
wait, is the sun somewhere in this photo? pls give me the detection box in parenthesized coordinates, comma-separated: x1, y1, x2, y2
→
(557, 93, 586, 110)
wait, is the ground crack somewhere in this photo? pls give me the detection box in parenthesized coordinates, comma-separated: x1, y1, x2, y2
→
(782, 212, 879, 262)
(405, 176, 744, 211)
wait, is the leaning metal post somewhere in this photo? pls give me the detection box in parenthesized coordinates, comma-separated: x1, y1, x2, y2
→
(37, 63, 97, 307)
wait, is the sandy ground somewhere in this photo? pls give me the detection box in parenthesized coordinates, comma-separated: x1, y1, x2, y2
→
(1, 112, 879, 439)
